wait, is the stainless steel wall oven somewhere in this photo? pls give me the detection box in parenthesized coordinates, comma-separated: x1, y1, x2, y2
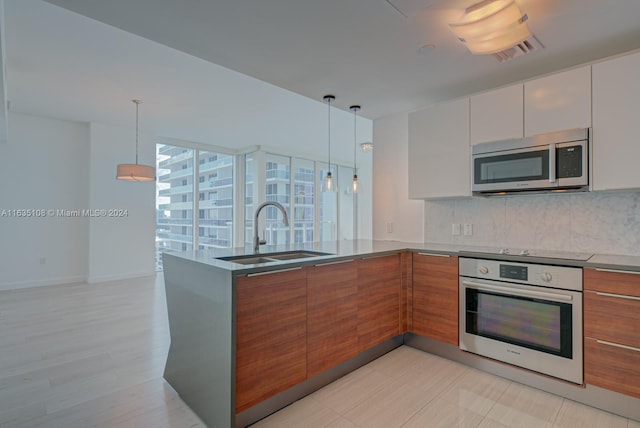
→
(459, 257, 583, 384)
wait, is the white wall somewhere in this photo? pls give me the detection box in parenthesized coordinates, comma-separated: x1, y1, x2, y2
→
(372, 112, 424, 242)
(88, 122, 156, 283)
(0, 113, 157, 289)
(0, 112, 89, 289)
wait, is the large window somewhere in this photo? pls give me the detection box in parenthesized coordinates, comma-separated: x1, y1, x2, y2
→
(156, 144, 234, 270)
(264, 154, 290, 246)
(245, 151, 354, 248)
(293, 158, 315, 243)
(157, 144, 358, 269)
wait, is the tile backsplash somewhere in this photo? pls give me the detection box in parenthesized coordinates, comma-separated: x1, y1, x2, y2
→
(425, 190, 640, 256)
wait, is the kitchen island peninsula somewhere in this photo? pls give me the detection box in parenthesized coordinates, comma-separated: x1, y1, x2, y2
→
(162, 240, 441, 428)
(162, 240, 640, 427)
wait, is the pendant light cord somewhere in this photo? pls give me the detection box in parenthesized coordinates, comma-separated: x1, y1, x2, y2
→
(133, 99, 141, 165)
(327, 97, 331, 174)
(353, 108, 357, 173)
(349, 105, 361, 176)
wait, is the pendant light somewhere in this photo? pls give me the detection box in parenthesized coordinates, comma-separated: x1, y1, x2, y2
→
(321, 95, 336, 192)
(350, 105, 361, 194)
(116, 99, 156, 182)
(350, 104, 361, 241)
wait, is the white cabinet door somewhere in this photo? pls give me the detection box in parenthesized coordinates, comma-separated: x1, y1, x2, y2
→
(592, 51, 640, 191)
(471, 84, 523, 145)
(524, 65, 591, 137)
(408, 98, 470, 199)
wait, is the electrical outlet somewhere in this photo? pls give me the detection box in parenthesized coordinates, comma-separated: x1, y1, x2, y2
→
(452, 223, 461, 236)
(39, 257, 46, 265)
(386, 222, 394, 233)
(463, 223, 473, 236)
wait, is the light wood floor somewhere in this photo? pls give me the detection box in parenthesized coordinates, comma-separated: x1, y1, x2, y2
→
(1, 275, 637, 428)
(0, 274, 204, 428)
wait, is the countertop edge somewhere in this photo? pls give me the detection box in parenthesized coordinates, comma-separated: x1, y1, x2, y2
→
(161, 241, 640, 273)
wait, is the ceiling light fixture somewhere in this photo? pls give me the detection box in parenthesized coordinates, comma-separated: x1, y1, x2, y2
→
(321, 95, 336, 193)
(360, 142, 373, 152)
(116, 99, 156, 182)
(448, 0, 530, 55)
(350, 105, 361, 194)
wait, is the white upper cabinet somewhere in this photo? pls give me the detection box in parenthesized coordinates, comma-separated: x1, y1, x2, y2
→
(592, 51, 640, 191)
(524, 65, 592, 137)
(470, 84, 523, 145)
(408, 98, 470, 199)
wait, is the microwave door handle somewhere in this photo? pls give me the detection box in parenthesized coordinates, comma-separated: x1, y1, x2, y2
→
(549, 144, 556, 183)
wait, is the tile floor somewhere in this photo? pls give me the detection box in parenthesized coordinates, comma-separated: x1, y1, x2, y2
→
(252, 346, 639, 428)
(0, 274, 637, 427)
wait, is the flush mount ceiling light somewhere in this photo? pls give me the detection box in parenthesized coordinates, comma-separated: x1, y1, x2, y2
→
(448, 0, 530, 55)
(321, 95, 336, 193)
(116, 99, 156, 182)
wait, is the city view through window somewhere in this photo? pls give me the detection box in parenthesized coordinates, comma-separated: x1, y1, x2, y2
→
(156, 143, 355, 270)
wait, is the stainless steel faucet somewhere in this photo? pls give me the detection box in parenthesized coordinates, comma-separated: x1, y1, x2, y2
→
(253, 201, 289, 253)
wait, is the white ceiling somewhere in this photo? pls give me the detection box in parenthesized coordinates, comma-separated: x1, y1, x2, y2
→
(37, 0, 640, 120)
(5, 0, 373, 157)
(4, 0, 640, 150)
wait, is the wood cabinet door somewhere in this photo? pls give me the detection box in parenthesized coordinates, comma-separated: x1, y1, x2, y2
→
(584, 290, 640, 349)
(411, 253, 459, 345)
(583, 267, 640, 397)
(585, 337, 640, 399)
(357, 254, 401, 352)
(584, 267, 640, 297)
(235, 267, 307, 413)
(307, 260, 358, 378)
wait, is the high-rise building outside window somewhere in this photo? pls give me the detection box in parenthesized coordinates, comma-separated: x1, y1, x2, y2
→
(157, 144, 357, 270)
(156, 144, 234, 270)
(244, 151, 352, 247)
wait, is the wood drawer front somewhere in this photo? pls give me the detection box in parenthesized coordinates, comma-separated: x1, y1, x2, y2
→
(357, 254, 401, 352)
(585, 337, 640, 398)
(307, 261, 358, 378)
(584, 268, 640, 297)
(236, 268, 308, 412)
(412, 253, 459, 345)
(584, 290, 640, 349)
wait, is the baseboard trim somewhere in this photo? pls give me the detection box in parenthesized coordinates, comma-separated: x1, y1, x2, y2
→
(0, 275, 86, 291)
(0, 270, 158, 291)
(87, 270, 156, 284)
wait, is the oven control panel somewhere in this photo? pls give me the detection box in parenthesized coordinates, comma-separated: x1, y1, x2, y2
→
(459, 257, 582, 291)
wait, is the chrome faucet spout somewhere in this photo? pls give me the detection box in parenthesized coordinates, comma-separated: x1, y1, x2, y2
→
(253, 201, 289, 253)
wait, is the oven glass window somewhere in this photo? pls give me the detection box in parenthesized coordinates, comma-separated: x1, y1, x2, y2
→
(466, 289, 572, 358)
(474, 149, 549, 184)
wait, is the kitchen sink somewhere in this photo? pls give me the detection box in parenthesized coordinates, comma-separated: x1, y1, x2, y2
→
(217, 251, 332, 265)
(218, 256, 280, 265)
(267, 251, 332, 260)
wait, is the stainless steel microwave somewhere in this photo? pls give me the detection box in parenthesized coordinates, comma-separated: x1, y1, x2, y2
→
(472, 128, 590, 195)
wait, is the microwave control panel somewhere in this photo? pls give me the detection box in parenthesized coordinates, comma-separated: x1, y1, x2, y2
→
(557, 145, 583, 178)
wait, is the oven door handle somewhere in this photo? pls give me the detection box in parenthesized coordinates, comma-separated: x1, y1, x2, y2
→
(462, 280, 574, 302)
